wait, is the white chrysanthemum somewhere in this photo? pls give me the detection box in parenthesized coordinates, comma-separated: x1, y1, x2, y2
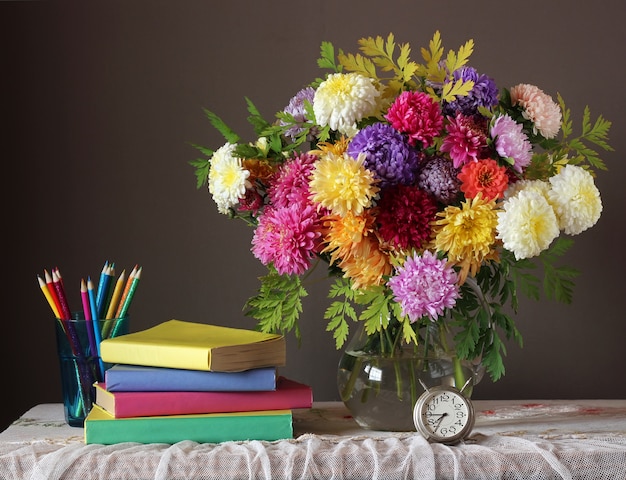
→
(548, 164, 602, 235)
(313, 73, 380, 136)
(496, 189, 560, 260)
(208, 142, 250, 214)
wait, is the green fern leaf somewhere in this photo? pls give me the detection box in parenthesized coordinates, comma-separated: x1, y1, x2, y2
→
(202, 108, 240, 144)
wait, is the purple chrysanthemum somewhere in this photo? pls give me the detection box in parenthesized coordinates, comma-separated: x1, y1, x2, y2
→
(268, 152, 318, 209)
(251, 203, 322, 276)
(443, 67, 499, 117)
(490, 114, 533, 173)
(280, 87, 319, 142)
(417, 155, 461, 204)
(388, 250, 459, 323)
(347, 123, 420, 188)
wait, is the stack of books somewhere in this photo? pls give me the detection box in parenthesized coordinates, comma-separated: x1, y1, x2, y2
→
(84, 319, 312, 444)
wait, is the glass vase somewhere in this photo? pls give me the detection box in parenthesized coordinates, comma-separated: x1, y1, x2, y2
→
(336, 279, 487, 431)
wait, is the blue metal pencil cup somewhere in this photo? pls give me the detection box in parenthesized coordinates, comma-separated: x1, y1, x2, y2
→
(54, 313, 129, 426)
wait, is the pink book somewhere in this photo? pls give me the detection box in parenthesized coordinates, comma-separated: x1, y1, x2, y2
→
(94, 376, 312, 418)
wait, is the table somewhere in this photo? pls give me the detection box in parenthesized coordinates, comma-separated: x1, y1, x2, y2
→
(1, 400, 625, 479)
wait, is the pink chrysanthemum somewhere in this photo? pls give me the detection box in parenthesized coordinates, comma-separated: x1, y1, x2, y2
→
(490, 114, 533, 173)
(268, 152, 318, 209)
(458, 159, 509, 200)
(376, 185, 439, 250)
(440, 113, 489, 168)
(388, 250, 459, 323)
(385, 91, 444, 148)
(251, 203, 322, 275)
(510, 84, 562, 139)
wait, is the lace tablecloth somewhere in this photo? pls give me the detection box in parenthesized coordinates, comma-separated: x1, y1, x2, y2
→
(1, 400, 625, 479)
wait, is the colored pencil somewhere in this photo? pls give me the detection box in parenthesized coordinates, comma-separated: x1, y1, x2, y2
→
(52, 269, 71, 320)
(105, 270, 126, 320)
(80, 279, 99, 360)
(44, 269, 63, 320)
(117, 266, 141, 319)
(37, 274, 61, 318)
(114, 265, 137, 319)
(95, 261, 111, 319)
(87, 277, 105, 380)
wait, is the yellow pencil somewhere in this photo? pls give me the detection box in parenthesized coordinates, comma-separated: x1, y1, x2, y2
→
(37, 274, 61, 318)
(105, 270, 126, 320)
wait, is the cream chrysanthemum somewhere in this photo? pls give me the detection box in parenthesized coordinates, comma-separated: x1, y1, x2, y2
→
(313, 73, 380, 136)
(309, 152, 379, 216)
(504, 179, 551, 200)
(548, 165, 602, 235)
(208, 142, 250, 214)
(496, 188, 560, 260)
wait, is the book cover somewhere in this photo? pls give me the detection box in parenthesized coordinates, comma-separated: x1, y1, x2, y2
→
(105, 364, 277, 392)
(84, 404, 293, 444)
(95, 377, 312, 418)
(99, 320, 286, 372)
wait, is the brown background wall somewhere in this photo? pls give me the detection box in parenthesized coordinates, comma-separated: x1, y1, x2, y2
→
(2, 0, 625, 432)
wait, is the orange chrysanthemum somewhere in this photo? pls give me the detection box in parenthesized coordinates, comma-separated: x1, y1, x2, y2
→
(320, 210, 391, 288)
(458, 159, 509, 200)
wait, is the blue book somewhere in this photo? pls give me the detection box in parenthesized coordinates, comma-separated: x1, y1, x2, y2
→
(104, 364, 277, 392)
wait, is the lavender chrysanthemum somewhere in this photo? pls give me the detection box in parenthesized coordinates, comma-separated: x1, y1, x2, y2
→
(280, 87, 319, 142)
(443, 66, 499, 116)
(417, 155, 461, 204)
(347, 123, 419, 188)
(490, 114, 533, 172)
(388, 250, 459, 323)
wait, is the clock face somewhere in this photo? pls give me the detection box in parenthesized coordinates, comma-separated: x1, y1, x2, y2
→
(414, 386, 474, 443)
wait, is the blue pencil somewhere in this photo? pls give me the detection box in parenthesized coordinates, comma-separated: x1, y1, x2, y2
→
(87, 277, 105, 381)
(95, 261, 112, 319)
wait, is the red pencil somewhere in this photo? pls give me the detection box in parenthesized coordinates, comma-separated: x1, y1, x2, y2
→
(52, 269, 71, 320)
(44, 269, 63, 319)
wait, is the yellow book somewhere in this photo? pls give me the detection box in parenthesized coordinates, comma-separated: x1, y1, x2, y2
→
(100, 319, 286, 372)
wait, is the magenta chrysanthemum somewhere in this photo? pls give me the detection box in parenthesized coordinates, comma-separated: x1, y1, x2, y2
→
(376, 185, 439, 250)
(388, 250, 459, 322)
(385, 91, 443, 148)
(268, 152, 318, 209)
(440, 113, 489, 168)
(251, 204, 321, 275)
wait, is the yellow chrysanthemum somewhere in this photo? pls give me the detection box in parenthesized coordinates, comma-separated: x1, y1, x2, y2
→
(311, 137, 350, 156)
(309, 152, 379, 216)
(432, 194, 499, 283)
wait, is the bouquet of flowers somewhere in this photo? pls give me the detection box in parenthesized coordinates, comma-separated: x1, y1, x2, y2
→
(192, 32, 611, 382)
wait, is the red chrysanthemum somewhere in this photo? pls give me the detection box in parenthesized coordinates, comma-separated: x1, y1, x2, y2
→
(376, 185, 439, 250)
(458, 159, 509, 200)
(440, 113, 489, 168)
(385, 91, 443, 148)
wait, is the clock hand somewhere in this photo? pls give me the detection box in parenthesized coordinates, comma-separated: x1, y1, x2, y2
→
(433, 412, 448, 432)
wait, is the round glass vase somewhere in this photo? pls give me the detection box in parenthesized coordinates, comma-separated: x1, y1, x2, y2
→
(337, 320, 485, 432)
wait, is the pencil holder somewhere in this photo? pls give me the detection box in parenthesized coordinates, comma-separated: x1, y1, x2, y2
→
(54, 313, 129, 427)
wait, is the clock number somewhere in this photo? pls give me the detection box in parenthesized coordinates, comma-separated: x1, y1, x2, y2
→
(456, 411, 466, 418)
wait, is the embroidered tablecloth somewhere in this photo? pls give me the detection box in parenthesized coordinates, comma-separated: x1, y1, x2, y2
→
(1, 400, 625, 479)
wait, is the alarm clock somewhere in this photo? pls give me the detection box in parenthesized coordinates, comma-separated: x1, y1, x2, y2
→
(413, 384, 475, 444)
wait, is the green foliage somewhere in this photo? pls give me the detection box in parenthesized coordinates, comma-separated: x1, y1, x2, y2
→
(244, 266, 308, 341)
(202, 108, 240, 144)
(324, 278, 358, 348)
(317, 41, 342, 73)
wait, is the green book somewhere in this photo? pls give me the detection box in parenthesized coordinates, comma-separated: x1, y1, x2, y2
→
(85, 404, 293, 444)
